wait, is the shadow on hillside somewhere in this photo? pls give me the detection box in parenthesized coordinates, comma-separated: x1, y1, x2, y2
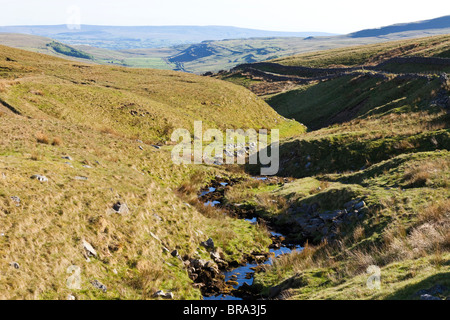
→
(384, 272, 450, 300)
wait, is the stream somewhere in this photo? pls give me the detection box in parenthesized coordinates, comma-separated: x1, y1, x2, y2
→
(199, 179, 303, 300)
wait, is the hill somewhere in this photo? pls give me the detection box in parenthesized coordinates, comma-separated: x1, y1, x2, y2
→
(0, 25, 335, 50)
(0, 44, 307, 299)
(1, 16, 450, 73)
(350, 15, 450, 38)
(0, 44, 295, 143)
(212, 35, 450, 299)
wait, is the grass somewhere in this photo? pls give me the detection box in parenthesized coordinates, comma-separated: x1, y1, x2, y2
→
(0, 44, 299, 144)
(271, 34, 450, 68)
(0, 113, 275, 300)
(217, 35, 450, 300)
(0, 45, 288, 300)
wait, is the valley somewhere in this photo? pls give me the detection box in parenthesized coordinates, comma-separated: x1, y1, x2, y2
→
(0, 22, 449, 301)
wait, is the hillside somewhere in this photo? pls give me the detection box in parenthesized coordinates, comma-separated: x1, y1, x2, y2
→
(0, 44, 309, 300)
(0, 44, 293, 143)
(210, 35, 450, 300)
(350, 15, 450, 38)
(0, 35, 449, 301)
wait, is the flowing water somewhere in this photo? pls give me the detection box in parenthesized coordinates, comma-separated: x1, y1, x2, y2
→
(198, 182, 302, 300)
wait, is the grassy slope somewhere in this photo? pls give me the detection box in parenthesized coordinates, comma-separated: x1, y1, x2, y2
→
(0, 45, 301, 144)
(222, 36, 450, 299)
(271, 34, 450, 67)
(0, 46, 302, 299)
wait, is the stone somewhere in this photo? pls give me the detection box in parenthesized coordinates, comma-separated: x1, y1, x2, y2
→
(354, 201, 366, 210)
(152, 213, 162, 221)
(191, 259, 208, 269)
(10, 262, 20, 269)
(91, 280, 107, 293)
(62, 156, 73, 161)
(139, 146, 144, 150)
(150, 232, 161, 242)
(112, 201, 129, 215)
(74, 176, 88, 180)
(82, 240, 97, 257)
(10, 196, 20, 206)
(319, 211, 340, 221)
(153, 290, 173, 299)
(31, 174, 48, 182)
(201, 238, 215, 250)
(82, 165, 92, 169)
(151, 145, 161, 149)
(67, 294, 76, 300)
(171, 250, 179, 257)
(344, 200, 358, 211)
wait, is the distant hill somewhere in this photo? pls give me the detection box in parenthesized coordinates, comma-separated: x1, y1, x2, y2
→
(1, 16, 450, 73)
(350, 15, 450, 38)
(0, 25, 335, 49)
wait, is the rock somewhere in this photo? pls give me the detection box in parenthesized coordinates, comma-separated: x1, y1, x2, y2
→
(354, 201, 366, 210)
(10, 262, 20, 269)
(74, 176, 88, 180)
(31, 174, 48, 182)
(152, 213, 162, 221)
(112, 201, 129, 215)
(420, 294, 441, 300)
(62, 156, 73, 161)
(319, 211, 340, 221)
(91, 280, 107, 292)
(171, 250, 180, 258)
(201, 238, 215, 250)
(191, 259, 208, 269)
(344, 200, 358, 211)
(82, 240, 97, 257)
(149, 232, 161, 242)
(82, 165, 92, 169)
(153, 290, 174, 299)
(67, 294, 76, 300)
(10, 196, 20, 206)
(151, 145, 161, 149)
(139, 146, 144, 150)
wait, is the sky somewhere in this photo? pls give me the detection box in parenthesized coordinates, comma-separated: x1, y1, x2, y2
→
(0, 0, 449, 34)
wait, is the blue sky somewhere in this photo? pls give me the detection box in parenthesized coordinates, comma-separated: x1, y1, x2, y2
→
(1, 0, 449, 33)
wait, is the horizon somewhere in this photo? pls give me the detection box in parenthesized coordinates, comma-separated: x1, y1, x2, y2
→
(1, 0, 449, 34)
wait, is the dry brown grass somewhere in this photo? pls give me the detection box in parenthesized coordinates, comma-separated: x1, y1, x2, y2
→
(418, 199, 450, 223)
(403, 158, 449, 187)
(35, 131, 50, 144)
(51, 136, 63, 146)
(353, 225, 365, 242)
